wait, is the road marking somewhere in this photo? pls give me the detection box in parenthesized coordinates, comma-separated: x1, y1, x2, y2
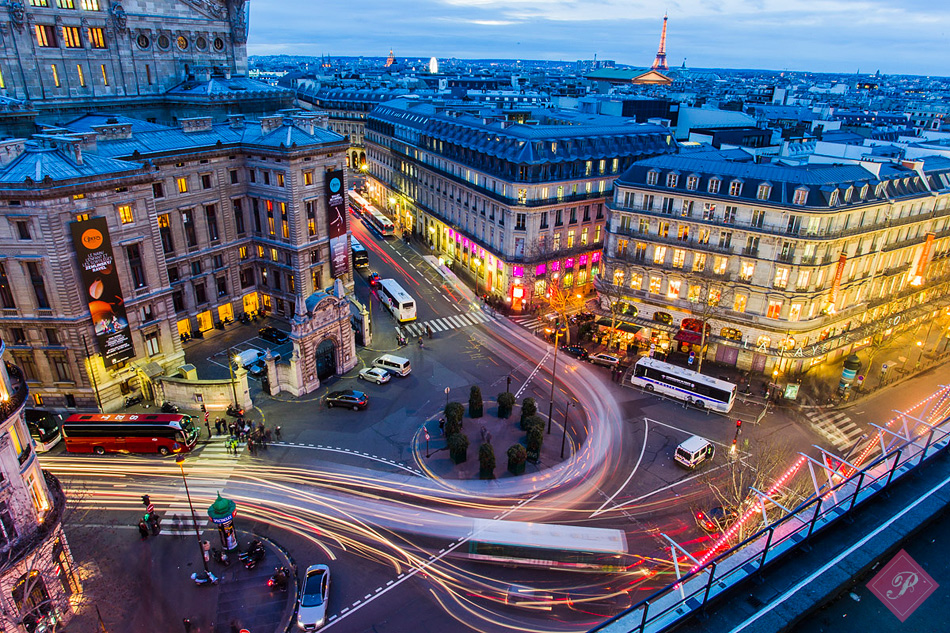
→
(272, 443, 422, 475)
(591, 417, 650, 517)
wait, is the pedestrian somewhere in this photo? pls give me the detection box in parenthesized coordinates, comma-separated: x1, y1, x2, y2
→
(138, 520, 149, 540)
(275, 425, 282, 440)
(183, 618, 192, 633)
(214, 418, 221, 435)
(439, 417, 445, 436)
(248, 438, 256, 455)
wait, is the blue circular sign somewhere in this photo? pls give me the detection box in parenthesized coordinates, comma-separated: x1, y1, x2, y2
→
(329, 177, 341, 193)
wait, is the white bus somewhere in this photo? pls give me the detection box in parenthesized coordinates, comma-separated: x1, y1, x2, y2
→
(465, 518, 632, 573)
(364, 206, 395, 237)
(349, 191, 370, 215)
(377, 278, 416, 322)
(631, 357, 737, 413)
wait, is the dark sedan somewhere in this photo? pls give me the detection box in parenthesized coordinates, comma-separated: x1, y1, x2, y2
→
(560, 345, 589, 360)
(325, 390, 369, 410)
(259, 326, 289, 344)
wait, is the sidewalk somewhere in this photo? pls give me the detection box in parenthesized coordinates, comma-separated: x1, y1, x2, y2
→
(66, 527, 297, 633)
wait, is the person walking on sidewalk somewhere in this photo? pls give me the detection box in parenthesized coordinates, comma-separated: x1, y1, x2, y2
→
(275, 425, 282, 440)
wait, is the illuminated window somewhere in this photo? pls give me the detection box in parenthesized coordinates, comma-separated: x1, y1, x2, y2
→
(612, 269, 624, 286)
(767, 300, 783, 319)
(50, 64, 60, 88)
(176, 177, 188, 193)
(789, 303, 803, 322)
(688, 285, 701, 302)
(693, 253, 706, 271)
(666, 173, 678, 188)
(30, 0, 49, 6)
(0, 68, 4, 89)
(793, 188, 808, 205)
(567, 230, 575, 248)
(729, 180, 743, 196)
(733, 294, 747, 312)
(61, 26, 82, 48)
(239, 246, 248, 260)
(277, 172, 285, 187)
(667, 279, 681, 299)
(56, 0, 75, 7)
(739, 261, 755, 281)
(100, 64, 108, 86)
(713, 256, 727, 275)
(774, 267, 789, 288)
(653, 246, 667, 264)
(686, 175, 698, 191)
(27, 473, 50, 515)
(647, 171, 658, 186)
(76, 64, 85, 87)
(303, 170, 313, 186)
(796, 270, 810, 289)
(649, 276, 662, 294)
(580, 227, 588, 245)
(270, 248, 278, 262)
(630, 273, 642, 290)
(757, 184, 771, 200)
(81, 0, 100, 9)
(672, 249, 686, 268)
(708, 178, 721, 194)
(117, 204, 133, 224)
(85, 27, 105, 48)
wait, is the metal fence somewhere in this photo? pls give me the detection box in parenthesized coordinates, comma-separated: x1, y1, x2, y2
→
(591, 391, 950, 633)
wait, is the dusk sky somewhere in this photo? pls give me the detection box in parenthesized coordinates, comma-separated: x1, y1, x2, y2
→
(247, 1, 948, 76)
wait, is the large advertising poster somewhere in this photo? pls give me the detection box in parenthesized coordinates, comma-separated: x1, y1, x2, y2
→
(70, 218, 135, 366)
(325, 169, 349, 279)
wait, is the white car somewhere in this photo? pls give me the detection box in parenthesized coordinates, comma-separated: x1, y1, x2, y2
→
(588, 353, 621, 367)
(358, 367, 391, 384)
(297, 564, 330, 630)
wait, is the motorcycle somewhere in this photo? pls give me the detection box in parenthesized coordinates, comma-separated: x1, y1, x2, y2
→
(226, 404, 245, 418)
(161, 401, 179, 414)
(267, 566, 290, 592)
(124, 394, 142, 408)
(241, 546, 265, 569)
(211, 547, 230, 567)
(191, 570, 219, 586)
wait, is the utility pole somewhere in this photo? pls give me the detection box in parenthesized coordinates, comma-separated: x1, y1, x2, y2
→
(82, 335, 103, 412)
(547, 326, 561, 434)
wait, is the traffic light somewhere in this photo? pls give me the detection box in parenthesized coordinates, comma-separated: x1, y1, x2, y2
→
(141, 494, 150, 507)
(736, 420, 742, 429)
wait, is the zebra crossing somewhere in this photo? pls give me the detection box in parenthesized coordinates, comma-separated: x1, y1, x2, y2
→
(806, 409, 867, 452)
(402, 310, 494, 337)
(508, 313, 554, 333)
(160, 439, 241, 535)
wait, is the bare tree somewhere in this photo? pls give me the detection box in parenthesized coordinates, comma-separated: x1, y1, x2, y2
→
(683, 274, 732, 374)
(593, 265, 634, 350)
(546, 281, 584, 344)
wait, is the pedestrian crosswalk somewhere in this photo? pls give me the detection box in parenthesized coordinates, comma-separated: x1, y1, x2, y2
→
(160, 439, 241, 535)
(402, 310, 494, 337)
(806, 409, 867, 452)
(508, 313, 554, 333)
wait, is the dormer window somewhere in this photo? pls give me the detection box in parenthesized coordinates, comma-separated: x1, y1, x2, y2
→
(666, 173, 678, 188)
(860, 184, 869, 199)
(708, 178, 721, 194)
(646, 170, 659, 186)
(757, 183, 771, 200)
(686, 175, 699, 191)
(843, 187, 853, 203)
(793, 188, 809, 205)
(729, 180, 743, 196)
(829, 190, 839, 206)
(875, 183, 886, 197)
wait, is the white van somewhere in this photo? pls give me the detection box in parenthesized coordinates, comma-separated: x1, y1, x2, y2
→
(675, 435, 715, 469)
(233, 349, 264, 369)
(373, 354, 411, 376)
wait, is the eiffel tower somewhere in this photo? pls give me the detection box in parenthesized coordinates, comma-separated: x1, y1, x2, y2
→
(651, 14, 669, 72)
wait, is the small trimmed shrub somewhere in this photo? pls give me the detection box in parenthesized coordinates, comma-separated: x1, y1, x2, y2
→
(527, 427, 544, 454)
(522, 414, 545, 434)
(478, 443, 495, 479)
(497, 392, 516, 418)
(469, 385, 484, 418)
(445, 401, 464, 435)
(520, 397, 538, 430)
(447, 433, 469, 464)
(507, 444, 527, 475)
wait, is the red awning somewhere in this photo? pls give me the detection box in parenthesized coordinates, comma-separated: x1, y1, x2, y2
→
(674, 329, 704, 345)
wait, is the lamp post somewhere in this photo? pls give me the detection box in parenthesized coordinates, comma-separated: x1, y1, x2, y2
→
(560, 401, 573, 459)
(228, 347, 239, 409)
(915, 340, 923, 370)
(444, 386, 450, 410)
(506, 374, 512, 394)
(547, 327, 562, 434)
(176, 455, 210, 575)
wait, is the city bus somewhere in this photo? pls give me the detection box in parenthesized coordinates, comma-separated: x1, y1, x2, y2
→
(351, 238, 370, 268)
(630, 357, 737, 413)
(24, 409, 62, 452)
(62, 413, 199, 456)
(465, 519, 632, 572)
(364, 206, 395, 237)
(349, 191, 370, 216)
(377, 278, 416, 322)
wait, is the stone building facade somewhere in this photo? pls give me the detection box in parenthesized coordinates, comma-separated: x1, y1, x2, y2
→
(365, 98, 675, 310)
(0, 112, 356, 411)
(600, 149, 950, 374)
(0, 339, 80, 632)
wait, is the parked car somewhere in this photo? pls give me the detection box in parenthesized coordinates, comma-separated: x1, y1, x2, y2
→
(367, 272, 381, 288)
(296, 564, 330, 630)
(325, 390, 369, 410)
(358, 367, 391, 384)
(247, 360, 267, 378)
(259, 326, 289, 344)
(560, 345, 589, 360)
(588, 353, 621, 367)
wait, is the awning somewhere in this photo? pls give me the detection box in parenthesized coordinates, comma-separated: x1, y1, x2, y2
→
(673, 329, 704, 345)
(596, 317, 641, 335)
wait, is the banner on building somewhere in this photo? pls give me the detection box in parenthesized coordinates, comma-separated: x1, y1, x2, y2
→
(325, 169, 349, 279)
(914, 232, 936, 281)
(828, 252, 847, 309)
(70, 217, 135, 366)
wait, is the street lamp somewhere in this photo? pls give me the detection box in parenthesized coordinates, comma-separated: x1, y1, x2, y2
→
(228, 347, 239, 409)
(547, 326, 562, 434)
(915, 340, 923, 369)
(560, 401, 573, 459)
(176, 455, 210, 576)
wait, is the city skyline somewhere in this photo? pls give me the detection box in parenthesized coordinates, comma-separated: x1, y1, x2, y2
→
(247, 0, 950, 76)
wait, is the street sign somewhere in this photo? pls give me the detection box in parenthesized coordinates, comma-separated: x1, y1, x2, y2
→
(424, 429, 430, 441)
(146, 503, 154, 515)
(784, 383, 800, 400)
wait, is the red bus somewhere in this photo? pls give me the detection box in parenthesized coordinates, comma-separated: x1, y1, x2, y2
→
(62, 413, 199, 456)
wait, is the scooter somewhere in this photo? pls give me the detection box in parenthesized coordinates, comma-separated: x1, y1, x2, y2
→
(241, 546, 265, 569)
(267, 566, 290, 592)
(191, 570, 219, 586)
(226, 404, 245, 418)
(161, 401, 179, 414)
(211, 547, 230, 567)
(124, 394, 142, 408)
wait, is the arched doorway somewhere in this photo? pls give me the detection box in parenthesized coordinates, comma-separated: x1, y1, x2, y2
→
(315, 338, 337, 380)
